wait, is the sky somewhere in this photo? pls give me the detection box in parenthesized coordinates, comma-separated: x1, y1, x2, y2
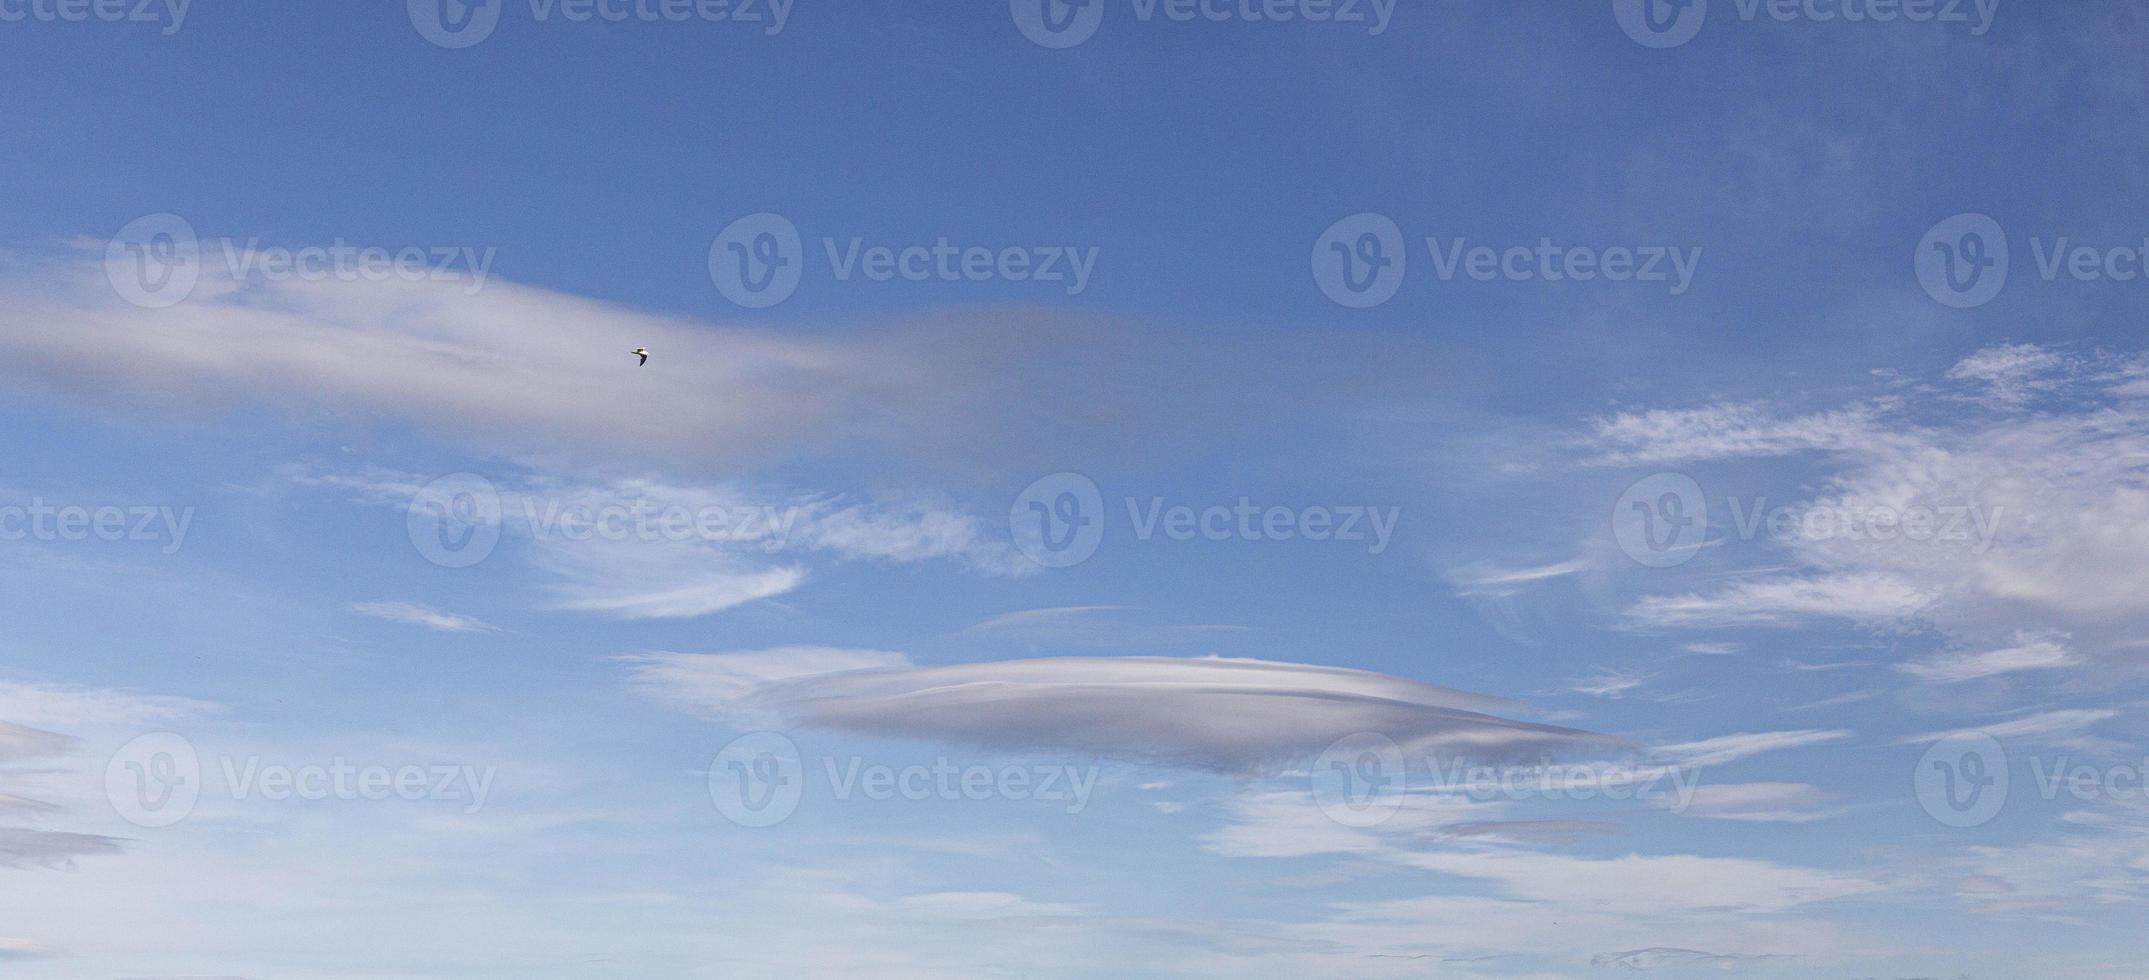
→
(3, 1, 2149, 977)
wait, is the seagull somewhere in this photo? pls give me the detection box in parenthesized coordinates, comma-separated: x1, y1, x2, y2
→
(630, 347, 649, 366)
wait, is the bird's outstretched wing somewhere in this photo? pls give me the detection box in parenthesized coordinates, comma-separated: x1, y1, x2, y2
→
(637, 352, 648, 365)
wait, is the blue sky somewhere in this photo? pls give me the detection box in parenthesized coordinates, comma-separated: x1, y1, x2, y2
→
(4, 1, 2149, 977)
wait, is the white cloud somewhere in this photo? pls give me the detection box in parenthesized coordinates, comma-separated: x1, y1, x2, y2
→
(1590, 947, 1796, 970)
(0, 828, 125, 870)
(1448, 559, 1587, 598)
(1897, 634, 2079, 683)
(1586, 402, 1890, 466)
(1394, 848, 1878, 914)
(1599, 345, 2149, 668)
(1896, 708, 2119, 746)
(1200, 789, 1502, 859)
(310, 468, 1026, 620)
(1627, 572, 1934, 629)
(0, 723, 76, 765)
(1654, 729, 1852, 768)
(349, 601, 497, 633)
(1568, 668, 1652, 699)
(1945, 343, 2072, 405)
(619, 647, 914, 726)
(1670, 782, 1845, 823)
(0, 681, 213, 730)
(965, 606, 1131, 631)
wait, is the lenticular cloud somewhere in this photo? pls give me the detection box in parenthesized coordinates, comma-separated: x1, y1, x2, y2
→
(734, 655, 1614, 771)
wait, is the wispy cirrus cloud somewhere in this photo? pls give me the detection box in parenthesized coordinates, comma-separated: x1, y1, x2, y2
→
(0, 722, 77, 765)
(308, 467, 1029, 620)
(1590, 946, 1797, 970)
(1654, 729, 1853, 768)
(350, 601, 497, 633)
(1667, 782, 1847, 823)
(0, 828, 125, 870)
(1896, 708, 2120, 747)
(1593, 346, 2149, 677)
(1896, 634, 2079, 683)
(0, 681, 213, 730)
(620, 646, 912, 726)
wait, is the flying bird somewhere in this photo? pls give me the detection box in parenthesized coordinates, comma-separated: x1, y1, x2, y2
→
(630, 347, 649, 366)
